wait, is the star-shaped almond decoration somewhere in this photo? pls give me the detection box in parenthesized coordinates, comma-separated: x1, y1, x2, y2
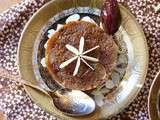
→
(59, 37, 100, 76)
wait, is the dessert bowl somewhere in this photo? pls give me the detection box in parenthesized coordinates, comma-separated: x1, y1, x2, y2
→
(45, 20, 118, 91)
(17, 0, 149, 119)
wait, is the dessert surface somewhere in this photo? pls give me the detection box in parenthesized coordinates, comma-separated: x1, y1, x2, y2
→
(45, 21, 118, 91)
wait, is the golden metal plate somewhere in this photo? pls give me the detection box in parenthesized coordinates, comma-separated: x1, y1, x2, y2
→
(17, 0, 149, 119)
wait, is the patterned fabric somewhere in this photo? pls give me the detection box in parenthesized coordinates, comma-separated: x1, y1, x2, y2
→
(0, 0, 159, 119)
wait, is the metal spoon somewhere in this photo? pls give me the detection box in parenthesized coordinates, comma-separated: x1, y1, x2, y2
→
(0, 68, 96, 116)
(27, 85, 96, 116)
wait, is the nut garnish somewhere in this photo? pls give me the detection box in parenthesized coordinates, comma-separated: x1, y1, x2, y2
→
(59, 36, 99, 76)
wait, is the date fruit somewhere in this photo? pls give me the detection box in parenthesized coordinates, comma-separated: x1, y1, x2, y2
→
(101, 0, 122, 35)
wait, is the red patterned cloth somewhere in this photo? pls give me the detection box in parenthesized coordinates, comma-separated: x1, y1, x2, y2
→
(0, 0, 160, 119)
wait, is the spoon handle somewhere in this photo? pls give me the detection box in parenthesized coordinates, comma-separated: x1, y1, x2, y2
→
(0, 68, 50, 96)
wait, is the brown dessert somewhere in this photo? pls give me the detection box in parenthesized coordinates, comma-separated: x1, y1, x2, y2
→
(45, 21, 118, 91)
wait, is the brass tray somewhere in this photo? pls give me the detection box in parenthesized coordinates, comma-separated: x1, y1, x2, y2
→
(17, 0, 149, 119)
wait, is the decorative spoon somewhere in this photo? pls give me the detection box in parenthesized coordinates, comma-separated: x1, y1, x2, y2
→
(0, 68, 96, 116)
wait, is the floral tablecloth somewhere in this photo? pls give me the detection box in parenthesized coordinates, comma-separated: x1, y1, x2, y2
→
(0, 0, 160, 120)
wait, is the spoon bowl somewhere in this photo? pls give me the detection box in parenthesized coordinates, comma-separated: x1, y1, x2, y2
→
(49, 89, 96, 116)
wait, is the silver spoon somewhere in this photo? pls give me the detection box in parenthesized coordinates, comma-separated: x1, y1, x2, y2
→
(0, 68, 95, 116)
(49, 89, 95, 116)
